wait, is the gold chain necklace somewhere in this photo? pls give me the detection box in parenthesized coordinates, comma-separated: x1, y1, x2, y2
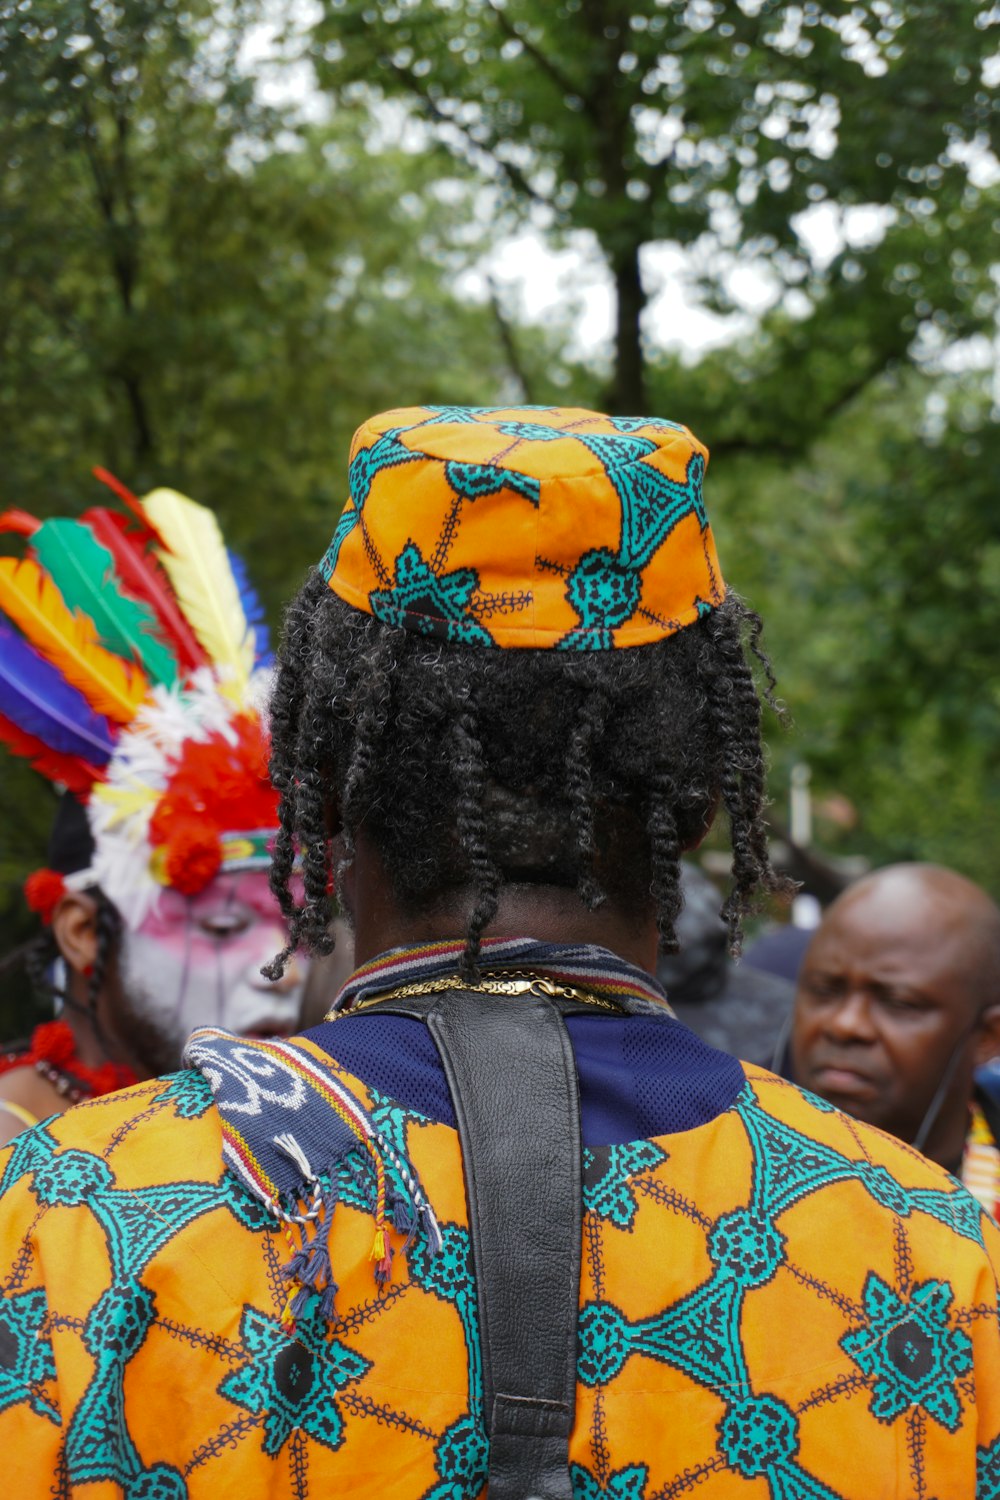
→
(334, 969, 625, 1018)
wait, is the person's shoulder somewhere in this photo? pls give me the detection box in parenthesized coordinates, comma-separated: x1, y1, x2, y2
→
(0, 1068, 223, 1200)
(742, 1065, 950, 1173)
(741, 1063, 1000, 1260)
(0, 1066, 62, 1145)
(741, 1063, 959, 1183)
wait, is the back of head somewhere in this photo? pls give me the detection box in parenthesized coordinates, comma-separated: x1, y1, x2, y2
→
(267, 405, 788, 971)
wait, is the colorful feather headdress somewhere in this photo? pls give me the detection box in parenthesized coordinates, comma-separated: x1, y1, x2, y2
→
(1, 474, 279, 929)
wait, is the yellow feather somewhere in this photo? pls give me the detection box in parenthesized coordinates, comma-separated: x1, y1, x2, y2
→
(0, 558, 148, 724)
(90, 780, 159, 829)
(140, 488, 253, 687)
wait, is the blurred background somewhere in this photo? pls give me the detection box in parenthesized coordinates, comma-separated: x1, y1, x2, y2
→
(2, 0, 999, 1027)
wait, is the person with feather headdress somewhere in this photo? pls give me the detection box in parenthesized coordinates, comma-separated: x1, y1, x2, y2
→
(0, 473, 307, 1140)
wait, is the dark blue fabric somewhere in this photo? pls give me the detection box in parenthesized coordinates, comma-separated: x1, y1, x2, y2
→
(304, 1011, 745, 1147)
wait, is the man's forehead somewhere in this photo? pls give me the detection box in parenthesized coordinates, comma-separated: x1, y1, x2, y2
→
(810, 873, 988, 991)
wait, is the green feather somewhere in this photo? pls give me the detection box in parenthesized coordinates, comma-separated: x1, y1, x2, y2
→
(32, 519, 179, 687)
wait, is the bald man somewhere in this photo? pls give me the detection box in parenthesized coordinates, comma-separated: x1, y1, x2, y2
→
(792, 863, 1000, 1211)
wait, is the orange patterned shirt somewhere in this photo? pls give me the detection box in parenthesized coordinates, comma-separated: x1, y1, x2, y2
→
(1, 1036, 1000, 1498)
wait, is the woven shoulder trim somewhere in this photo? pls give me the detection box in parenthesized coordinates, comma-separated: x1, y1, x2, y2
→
(184, 1029, 441, 1330)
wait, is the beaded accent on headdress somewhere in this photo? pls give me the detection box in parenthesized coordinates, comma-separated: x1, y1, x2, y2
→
(322, 405, 725, 649)
(0, 476, 278, 928)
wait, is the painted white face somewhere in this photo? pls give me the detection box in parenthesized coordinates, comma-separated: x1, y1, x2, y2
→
(116, 869, 307, 1057)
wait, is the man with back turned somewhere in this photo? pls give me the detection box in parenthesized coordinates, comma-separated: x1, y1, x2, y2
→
(1, 405, 998, 1497)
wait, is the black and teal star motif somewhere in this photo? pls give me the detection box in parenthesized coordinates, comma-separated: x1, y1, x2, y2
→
(0, 1286, 57, 1425)
(219, 1301, 368, 1457)
(558, 549, 644, 651)
(555, 441, 708, 650)
(578, 1278, 747, 1392)
(583, 1142, 667, 1229)
(716, 1392, 821, 1489)
(407, 1220, 488, 1499)
(574, 1083, 991, 1498)
(737, 1089, 985, 1244)
(605, 416, 686, 436)
(318, 407, 717, 649)
(369, 541, 493, 646)
(841, 1273, 973, 1432)
(10, 1123, 269, 1493)
(495, 420, 569, 444)
(64, 1277, 168, 1488)
(978, 1434, 1000, 1499)
(425, 1414, 489, 1500)
(443, 459, 540, 507)
(158, 1070, 216, 1120)
(313, 1094, 487, 1500)
(320, 427, 425, 581)
(571, 1460, 649, 1499)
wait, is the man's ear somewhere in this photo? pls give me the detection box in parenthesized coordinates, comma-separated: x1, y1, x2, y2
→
(50, 891, 99, 977)
(974, 1004, 1000, 1067)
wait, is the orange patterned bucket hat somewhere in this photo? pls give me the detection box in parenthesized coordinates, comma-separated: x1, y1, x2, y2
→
(320, 405, 725, 649)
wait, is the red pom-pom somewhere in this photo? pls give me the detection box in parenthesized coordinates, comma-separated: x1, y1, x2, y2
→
(163, 821, 222, 896)
(24, 868, 67, 923)
(147, 713, 278, 899)
(32, 1020, 77, 1067)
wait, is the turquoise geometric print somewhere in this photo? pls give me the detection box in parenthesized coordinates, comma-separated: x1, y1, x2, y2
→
(321, 406, 722, 650)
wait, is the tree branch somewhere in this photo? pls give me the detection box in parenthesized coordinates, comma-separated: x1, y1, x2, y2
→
(487, 275, 536, 403)
(710, 350, 902, 460)
(383, 59, 552, 207)
(485, 2, 584, 105)
(75, 65, 154, 456)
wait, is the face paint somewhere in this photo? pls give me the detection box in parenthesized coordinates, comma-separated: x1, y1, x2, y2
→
(115, 870, 307, 1062)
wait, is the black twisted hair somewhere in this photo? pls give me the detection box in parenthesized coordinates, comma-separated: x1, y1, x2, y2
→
(26, 887, 123, 1024)
(265, 573, 789, 978)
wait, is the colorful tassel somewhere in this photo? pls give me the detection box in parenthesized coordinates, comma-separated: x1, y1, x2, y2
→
(369, 1224, 394, 1283)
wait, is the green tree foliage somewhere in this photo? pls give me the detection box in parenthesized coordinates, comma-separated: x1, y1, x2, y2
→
(310, 0, 999, 415)
(0, 0, 571, 1006)
(696, 362, 1000, 889)
(0, 0, 560, 577)
(2, 0, 1000, 1032)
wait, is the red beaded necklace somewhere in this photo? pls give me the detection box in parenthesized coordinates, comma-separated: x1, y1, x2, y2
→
(0, 1019, 137, 1105)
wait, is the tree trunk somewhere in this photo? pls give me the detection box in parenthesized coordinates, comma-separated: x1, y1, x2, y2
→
(606, 241, 647, 415)
(119, 369, 155, 462)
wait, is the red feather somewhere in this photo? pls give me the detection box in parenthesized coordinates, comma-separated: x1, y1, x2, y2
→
(0, 509, 40, 538)
(91, 468, 166, 549)
(0, 710, 103, 796)
(81, 507, 207, 677)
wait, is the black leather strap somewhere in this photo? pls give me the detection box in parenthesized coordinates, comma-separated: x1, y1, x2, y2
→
(364, 988, 582, 1500)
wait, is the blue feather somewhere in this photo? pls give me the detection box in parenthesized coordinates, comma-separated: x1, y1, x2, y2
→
(226, 548, 272, 668)
(0, 620, 115, 764)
